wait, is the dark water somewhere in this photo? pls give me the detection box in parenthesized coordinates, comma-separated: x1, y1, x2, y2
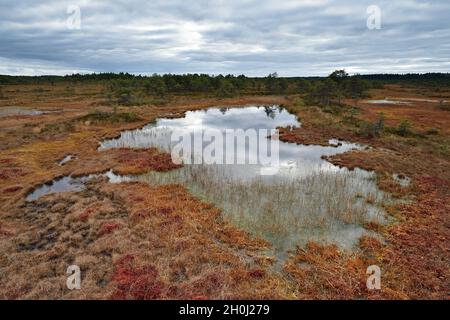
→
(25, 171, 125, 202)
(26, 175, 92, 202)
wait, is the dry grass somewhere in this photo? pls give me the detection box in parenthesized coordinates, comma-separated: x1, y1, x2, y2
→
(0, 82, 448, 300)
(0, 84, 292, 299)
(0, 179, 292, 299)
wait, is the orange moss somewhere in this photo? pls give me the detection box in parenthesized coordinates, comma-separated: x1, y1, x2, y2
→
(112, 148, 182, 175)
(78, 207, 95, 222)
(98, 221, 123, 236)
(3, 185, 23, 193)
(111, 255, 166, 300)
(379, 177, 449, 299)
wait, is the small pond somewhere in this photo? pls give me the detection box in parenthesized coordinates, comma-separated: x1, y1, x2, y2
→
(26, 170, 125, 202)
(58, 154, 76, 166)
(100, 106, 387, 257)
(366, 99, 410, 105)
(0, 107, 56, 118)
(28, 106, 387, 259)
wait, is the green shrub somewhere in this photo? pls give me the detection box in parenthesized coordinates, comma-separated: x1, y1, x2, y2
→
(426, 127, 440, 135)
(104, 80, 142, 106)
(216, 81, 236, 98)
(144, 78, 168, 97)
(397, 120, 411, 137)
(385, 120, 415, 137)
(344, 107, 360, 125)
(358, 113, 384, 138)
(321, 104, 343, 115)
(42, 122, 75, 134)
(373, 112, 385, 132)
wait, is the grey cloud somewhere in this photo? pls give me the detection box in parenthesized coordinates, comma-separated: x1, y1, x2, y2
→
(0, 0, 449, 76)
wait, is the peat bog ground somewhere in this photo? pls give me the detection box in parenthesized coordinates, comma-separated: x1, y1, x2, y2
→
(0, 82, 448, 299)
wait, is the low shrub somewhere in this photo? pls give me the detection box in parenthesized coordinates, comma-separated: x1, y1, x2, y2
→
(385, 120, 414, 137)
(358, 113, 384, 138)
(425, 127, 440, 135)
(42, 121, 75, 134)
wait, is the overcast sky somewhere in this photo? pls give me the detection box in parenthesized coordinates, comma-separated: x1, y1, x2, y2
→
(1, 0, 449, 76)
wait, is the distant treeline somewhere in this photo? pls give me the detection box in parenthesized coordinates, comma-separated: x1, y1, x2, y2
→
(360, 73, 450, 86)
(1, 71, 448, 85)
(0, 72, 299, 96)
(0, 72, 330, 98)
(0, 71, 449, 104)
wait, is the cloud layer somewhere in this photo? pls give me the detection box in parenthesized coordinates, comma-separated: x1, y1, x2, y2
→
(1, 0, 449, 76)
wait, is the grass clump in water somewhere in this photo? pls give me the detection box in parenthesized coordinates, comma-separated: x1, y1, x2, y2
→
(133, 164, 386, 255)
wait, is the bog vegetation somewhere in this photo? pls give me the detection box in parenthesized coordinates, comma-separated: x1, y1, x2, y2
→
(2, 71, 448, 106)
(0, 69, 449, 300)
